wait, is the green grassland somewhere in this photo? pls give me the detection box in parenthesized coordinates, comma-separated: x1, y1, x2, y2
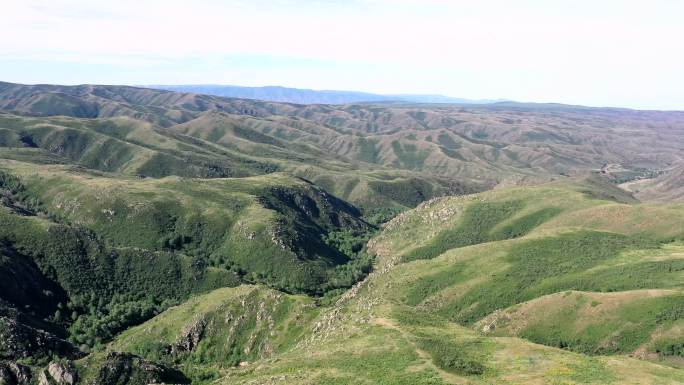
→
(2, 83, 684, 384)
(88, 179, 684, 384)
(0, 160, 376, 357)
(5, 174, 683, 384)
(3, 82, 684, 211)
(106, 286, 319, 382)
(0, 111, 479, 212)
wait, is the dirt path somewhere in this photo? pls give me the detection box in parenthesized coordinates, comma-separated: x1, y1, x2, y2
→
(371, 317, 470, 385)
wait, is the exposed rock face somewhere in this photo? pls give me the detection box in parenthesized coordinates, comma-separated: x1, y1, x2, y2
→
(0, 317, 80, 361)
(38, 361, 77, 385)
(0, 362, 32, 385)
(257, 183, 370, 267)
(90, 352, 189, 385)
(170, 317, 206, 355)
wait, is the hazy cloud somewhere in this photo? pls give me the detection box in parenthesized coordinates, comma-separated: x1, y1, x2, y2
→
(2, 0, 683, 109)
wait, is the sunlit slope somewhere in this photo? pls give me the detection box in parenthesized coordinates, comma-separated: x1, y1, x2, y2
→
(108, 179, 684, 384)
(0, 111, 474, 211)
(368, 179, 684, 362)
(3, 82, 684, 210)
(0, 112, 278, 177)
(106, 286, 319, 381)
(0, 159, 375, 378)
(622, 161, 684, 203)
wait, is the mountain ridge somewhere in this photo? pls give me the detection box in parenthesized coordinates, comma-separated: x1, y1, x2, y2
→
(1, 81, 684, 384)
(143, 84, 507, 105)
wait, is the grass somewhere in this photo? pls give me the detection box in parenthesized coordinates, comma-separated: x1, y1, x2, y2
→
(2, 162, 376, 295)
(218, 322, 452, 385)
(403, 200, 561, 262)
(0, 110, 482, 211)
(111, 286, 319, 376)
(88, 182, 684, 385)
(437, 231, 661, 324)
(368, 177, 438, 208)
(0, 206, 241, 346)
(391, 140, 431, 170)
(415, 337, 487, 376)
(0, 163, 377, 350)
(367, 182, 684, 372)
(653, 336, 684, 357)
(507, 292, 684, 355)
(4, 83, 684, 384)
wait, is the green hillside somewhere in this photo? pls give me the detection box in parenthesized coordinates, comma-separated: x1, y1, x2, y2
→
(99, 180, 684, 384)
(1, 83, 684, 384)
(0, 160, 374, 374)
(2, 82, 683, 209)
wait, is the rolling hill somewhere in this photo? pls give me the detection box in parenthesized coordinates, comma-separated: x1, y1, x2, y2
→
(99, 178, 684, 384)
(1, 81, 683, 208)
(1, 82, 683, 384)
(621, 161, 684, 202)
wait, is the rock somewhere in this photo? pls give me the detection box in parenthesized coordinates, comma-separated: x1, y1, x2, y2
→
(37, 371, 48, 385)
(38, 361, 76, 385)
(90, 352, 189, 385)
(9, 364, 30, 385)
(170, 317, 206, 355)
(0, 316, 81, 361)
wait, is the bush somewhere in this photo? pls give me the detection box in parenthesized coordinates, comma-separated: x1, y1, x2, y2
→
(404, 200, 550, 261)
(437, 231, 661, 325)
(416, 337, 486, 376)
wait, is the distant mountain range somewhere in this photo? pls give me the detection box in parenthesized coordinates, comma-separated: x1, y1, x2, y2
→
(146, 84, 507, 105)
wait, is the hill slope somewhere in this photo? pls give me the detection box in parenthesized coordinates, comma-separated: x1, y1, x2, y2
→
(2, 82, 684, 384)
(2, 82, 683, 209)
(101, 179, 684, 384)
(621, 161, 684, 202)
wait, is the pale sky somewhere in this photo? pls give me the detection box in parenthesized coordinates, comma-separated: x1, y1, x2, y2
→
(2, 0, 683, 110)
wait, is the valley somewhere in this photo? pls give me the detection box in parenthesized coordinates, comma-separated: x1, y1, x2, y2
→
(0, 82, 683, 384)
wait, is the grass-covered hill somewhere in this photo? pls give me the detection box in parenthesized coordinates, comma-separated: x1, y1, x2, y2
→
(0, 106, 474, 212)
(3, 177, 684, 384)
(1, 160, 372, 293)
(0, 158, 376, 382)
(2, 82, 683, 209)
(1, 81, 684, 384)
(87, 178, 684, 384)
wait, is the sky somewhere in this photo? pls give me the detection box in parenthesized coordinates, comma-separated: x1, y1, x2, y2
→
(2, 0, 683, 110)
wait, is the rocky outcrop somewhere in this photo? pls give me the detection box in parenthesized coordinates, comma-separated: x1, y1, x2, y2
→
(89, 352, 189, 385)
(37, 361, 77, 385)
(170, 317, 206, 355)
(0, 317, 81, 361)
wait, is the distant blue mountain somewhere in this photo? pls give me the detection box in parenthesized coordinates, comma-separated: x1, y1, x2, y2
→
(146, 84, 506, 105)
